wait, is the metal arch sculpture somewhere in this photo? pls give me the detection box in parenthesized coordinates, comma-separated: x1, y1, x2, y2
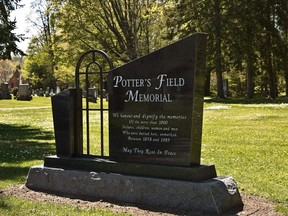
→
(75, 50, 114, 156)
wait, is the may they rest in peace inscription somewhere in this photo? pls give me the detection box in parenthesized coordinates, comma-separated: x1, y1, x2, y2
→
(108, 33, 206, 166)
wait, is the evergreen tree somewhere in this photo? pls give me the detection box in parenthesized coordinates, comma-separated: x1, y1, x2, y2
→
(0, 0, 24, 59)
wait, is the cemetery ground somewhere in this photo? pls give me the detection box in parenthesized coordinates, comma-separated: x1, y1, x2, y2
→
(0, 96, 287, 215)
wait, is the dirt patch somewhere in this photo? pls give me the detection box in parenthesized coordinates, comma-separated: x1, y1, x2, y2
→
(1, 185, 284, 216)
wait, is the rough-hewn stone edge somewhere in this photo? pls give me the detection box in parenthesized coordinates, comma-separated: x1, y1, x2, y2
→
(25, 166, 243, 214)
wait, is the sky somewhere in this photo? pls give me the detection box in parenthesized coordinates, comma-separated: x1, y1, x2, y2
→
(11, 0, 37, 52)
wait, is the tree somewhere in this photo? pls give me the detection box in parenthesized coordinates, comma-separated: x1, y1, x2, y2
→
(167, 0, 288, 98)
(53, 0, 168, 64)
(225, 1, 254, 98)
(283, 1, 288, 96)
(23, 37, 56, 88)
(22, 0, 288, 97)
(0, 59, 15, 82)
(213, 0, 225, 98)
(164, 0, 227, 98)
(252, 0, 288, 98)
(24, 0, 60, 89)
(0, 0, 24, 59)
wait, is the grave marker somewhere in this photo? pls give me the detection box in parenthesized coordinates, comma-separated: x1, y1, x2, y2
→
(109, 33, 206, 166)
(26, 33, 243, 214)
(0, 82, 12, 100)
(17, 84, 32, 100)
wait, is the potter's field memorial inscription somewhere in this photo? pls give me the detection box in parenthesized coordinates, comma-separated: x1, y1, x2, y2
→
(109, 33, 207, 166)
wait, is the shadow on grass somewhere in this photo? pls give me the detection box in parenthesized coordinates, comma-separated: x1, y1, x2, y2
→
(0, 123, 55, 182)
(204, 96, 288, 104)
(0, 167, 31, 182)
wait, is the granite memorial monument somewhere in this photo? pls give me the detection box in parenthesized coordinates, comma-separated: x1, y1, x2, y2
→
(26, 33, 243, 214)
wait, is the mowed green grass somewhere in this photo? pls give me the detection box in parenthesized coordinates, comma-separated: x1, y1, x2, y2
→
(0, 97, 127, 215)
(202, 100, 288, 214)
(0, 196, 127, 216)
(0, 97, 55, 188)
(0, 96, 287, 215)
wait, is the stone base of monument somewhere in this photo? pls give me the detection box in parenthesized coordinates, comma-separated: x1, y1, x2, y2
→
(26, 164, 243, 214)
(16, 95, 32, 101)
(0, 94, 12, 100)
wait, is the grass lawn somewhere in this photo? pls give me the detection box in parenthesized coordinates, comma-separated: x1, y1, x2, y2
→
(0, 96, 287, 215)
(202, 98, 288, 214)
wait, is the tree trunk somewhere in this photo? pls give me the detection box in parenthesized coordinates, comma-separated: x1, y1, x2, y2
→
(265, 3, 277, 99)
(285, 3, 288, 97)
(285, 64, 288, 96)
(246, 62, 254, 99)
(204, 70, 211, 96)
(214, 0, 224, 98)
(246, 24, 254, 99)
(266, 35, 277, 99)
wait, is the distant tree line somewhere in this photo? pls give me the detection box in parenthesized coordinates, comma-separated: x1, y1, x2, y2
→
(169, 0, 288, 99)
(7, 0, 288, 99)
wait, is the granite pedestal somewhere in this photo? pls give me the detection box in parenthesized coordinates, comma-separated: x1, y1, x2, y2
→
(26, 166, 243, 214)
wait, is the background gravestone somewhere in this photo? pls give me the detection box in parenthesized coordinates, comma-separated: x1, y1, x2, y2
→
(0, 82, 12, 99)
(17, 84, 32, 101)
(87, 87, 97, 103)
(109, 33, 207, 166)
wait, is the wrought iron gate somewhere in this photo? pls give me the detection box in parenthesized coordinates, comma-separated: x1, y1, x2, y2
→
(75, 50, 113, 157)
